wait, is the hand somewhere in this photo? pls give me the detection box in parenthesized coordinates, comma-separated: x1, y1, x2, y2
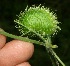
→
(0, 34, 34, 66)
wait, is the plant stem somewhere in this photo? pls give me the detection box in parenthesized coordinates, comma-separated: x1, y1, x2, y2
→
(51, 49, 65, 66)
(46, 48, 58, 66)
(0, 28, 44, 45)
(45, 45, 65, 66)
(45, 37, 65, 66)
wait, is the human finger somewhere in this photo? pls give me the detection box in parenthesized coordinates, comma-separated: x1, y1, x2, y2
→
(16, 62, 31, 66)
(0, 40, 34, 66)
(0, 34, 6, 49)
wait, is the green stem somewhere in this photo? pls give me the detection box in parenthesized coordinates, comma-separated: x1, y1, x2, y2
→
(51, 49, 65, 66)
(46, 48, 58, 66)
(0, 28, 44, 46)
(45, 46, 65, 66)
(45, 37, 65, 66)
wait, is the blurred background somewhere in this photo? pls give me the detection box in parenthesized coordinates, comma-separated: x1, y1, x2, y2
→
(0, 0, 70, 66)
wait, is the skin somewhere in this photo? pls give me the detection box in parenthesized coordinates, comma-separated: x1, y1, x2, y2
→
(0, 34, 34, 66)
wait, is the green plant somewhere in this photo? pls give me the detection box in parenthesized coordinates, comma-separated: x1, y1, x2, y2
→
(0, 5, 65, 66)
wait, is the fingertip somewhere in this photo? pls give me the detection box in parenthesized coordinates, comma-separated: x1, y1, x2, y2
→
(0, 40, 34, 66)
(0, 34, 6, 49)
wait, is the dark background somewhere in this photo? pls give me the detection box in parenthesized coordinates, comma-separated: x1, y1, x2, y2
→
(0, 0, 70, 66)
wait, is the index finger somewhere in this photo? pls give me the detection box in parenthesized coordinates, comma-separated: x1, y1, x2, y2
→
(0, 40, 34, 66)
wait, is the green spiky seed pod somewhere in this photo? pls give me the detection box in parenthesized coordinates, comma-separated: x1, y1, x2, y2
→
(14, 5, 61, 38)
(0, 5, 65, 66)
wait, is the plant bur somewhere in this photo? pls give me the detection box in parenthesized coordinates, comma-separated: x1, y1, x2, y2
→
(0, 5, 65, 66)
